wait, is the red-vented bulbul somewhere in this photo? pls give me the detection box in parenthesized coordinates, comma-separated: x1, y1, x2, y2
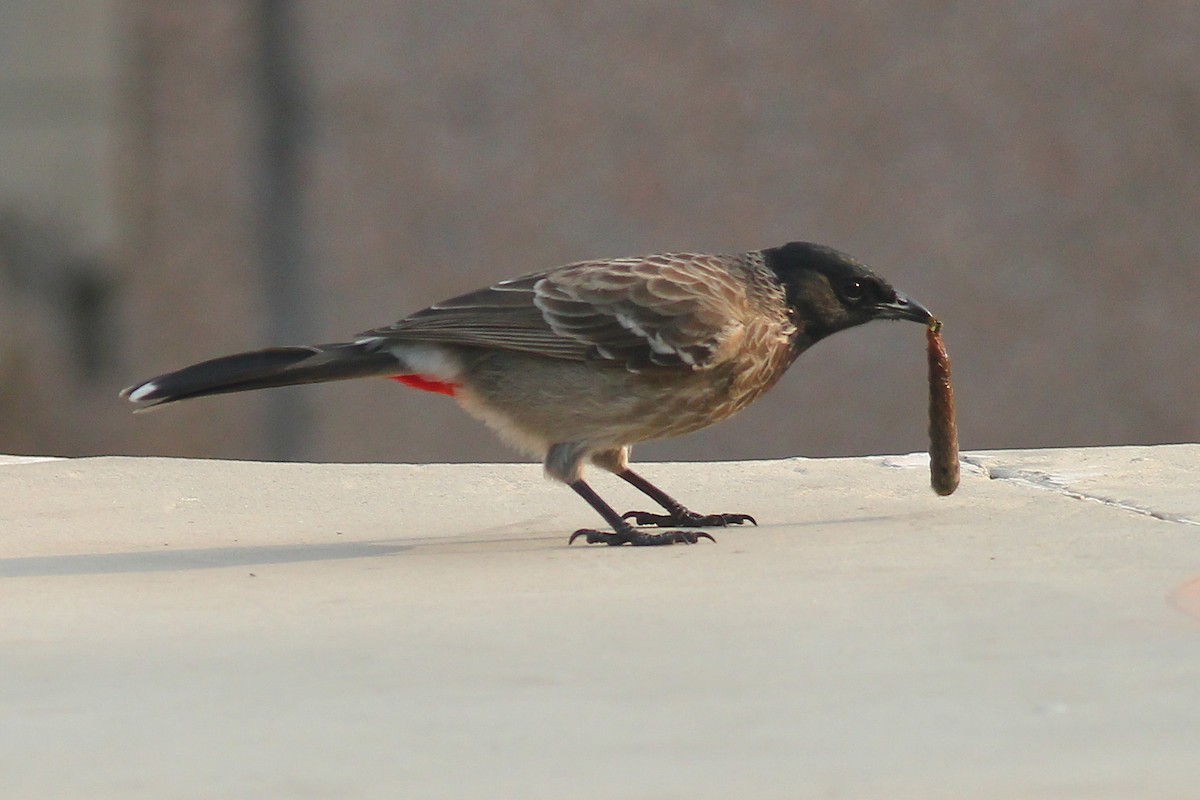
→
(123, 241, 932, 545)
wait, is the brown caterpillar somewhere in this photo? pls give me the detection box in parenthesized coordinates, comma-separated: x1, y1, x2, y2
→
(927, 320, 959, 496)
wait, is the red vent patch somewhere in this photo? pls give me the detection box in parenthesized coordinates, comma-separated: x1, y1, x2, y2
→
(389, 374, 459, 397)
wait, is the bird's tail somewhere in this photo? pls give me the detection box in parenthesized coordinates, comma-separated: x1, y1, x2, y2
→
(120, 342, 402, 409)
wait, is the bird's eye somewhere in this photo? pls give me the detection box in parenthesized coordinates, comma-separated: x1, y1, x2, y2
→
(840, 279, 865, 303)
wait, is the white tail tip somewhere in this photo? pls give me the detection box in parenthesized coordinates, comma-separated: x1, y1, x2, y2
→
(122, 381, 158, 403)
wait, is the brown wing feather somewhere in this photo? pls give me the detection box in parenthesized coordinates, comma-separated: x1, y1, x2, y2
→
(360, 253, 780, 371)
(358, 272, 589, 360)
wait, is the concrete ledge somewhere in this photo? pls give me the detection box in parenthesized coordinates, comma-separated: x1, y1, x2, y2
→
(2, 445, 1198, 798)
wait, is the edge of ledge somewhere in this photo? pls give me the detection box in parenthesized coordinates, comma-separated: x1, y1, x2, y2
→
(0, 455, 65, 466)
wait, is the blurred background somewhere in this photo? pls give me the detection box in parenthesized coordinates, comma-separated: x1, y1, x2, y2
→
(1, 1, 1196, 465)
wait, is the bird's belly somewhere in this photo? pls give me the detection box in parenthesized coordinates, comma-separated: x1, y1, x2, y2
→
(454, 350, 786, 451)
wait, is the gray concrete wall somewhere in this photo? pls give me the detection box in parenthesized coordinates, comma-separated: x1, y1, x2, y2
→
(0, 1, 124, 455)
(2, 2, 1198, 463)
(3, 446, 1199, 796)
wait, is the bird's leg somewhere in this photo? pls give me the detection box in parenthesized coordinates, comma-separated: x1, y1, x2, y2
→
(616, 468, 757, 528)
(567, 480, 714, 546)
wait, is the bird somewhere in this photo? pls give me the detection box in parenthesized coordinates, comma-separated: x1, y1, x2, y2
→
(122, 241, 932, 546)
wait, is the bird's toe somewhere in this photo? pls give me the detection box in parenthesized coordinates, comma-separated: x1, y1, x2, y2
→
(568, 527, 715, 546)
(621, 510, 757, 528)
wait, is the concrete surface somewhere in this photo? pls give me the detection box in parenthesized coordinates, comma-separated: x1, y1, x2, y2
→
(1, 445, 1198, 799)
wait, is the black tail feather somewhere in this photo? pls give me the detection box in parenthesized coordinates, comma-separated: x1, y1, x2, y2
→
(121, 343, 401, 408)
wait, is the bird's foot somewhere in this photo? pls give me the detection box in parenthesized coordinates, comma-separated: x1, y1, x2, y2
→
(568, 527, 715, 546)
(620, 509, 757, 528)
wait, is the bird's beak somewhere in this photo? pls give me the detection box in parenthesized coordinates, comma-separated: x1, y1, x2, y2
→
(875, 291, 933, 324)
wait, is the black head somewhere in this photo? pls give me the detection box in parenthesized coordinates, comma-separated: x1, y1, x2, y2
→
(763, 241, 931, 342)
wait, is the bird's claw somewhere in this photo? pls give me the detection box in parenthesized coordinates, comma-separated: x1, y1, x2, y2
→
(620, 510, 757, 528)
(568, 528, 716, 546)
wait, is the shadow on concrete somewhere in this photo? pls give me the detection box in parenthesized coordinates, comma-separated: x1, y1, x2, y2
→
(0, 540, 412, 578)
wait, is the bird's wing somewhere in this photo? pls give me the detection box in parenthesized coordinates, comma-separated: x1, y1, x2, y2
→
(359, 253, 764, 370)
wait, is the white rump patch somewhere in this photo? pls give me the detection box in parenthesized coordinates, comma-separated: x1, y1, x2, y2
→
(390, 343, 463, 381)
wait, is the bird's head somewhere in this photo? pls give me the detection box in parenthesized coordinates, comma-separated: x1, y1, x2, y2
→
(763, 241, 931, 342)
